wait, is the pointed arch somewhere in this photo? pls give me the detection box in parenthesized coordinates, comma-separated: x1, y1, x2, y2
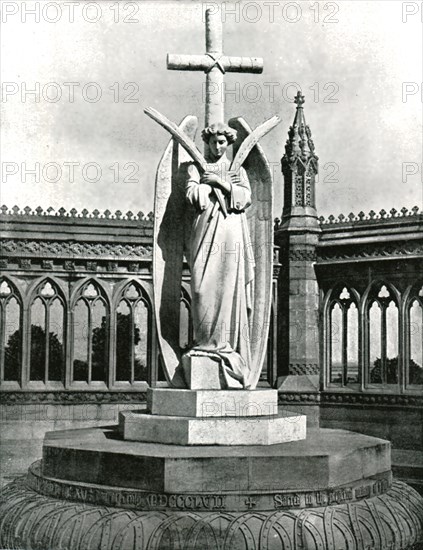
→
(28, 278, 66, 384)
(362, 280, 400, 310)
(70, 277, 111, 310)
(113, 280, 152, 384)
(327, 282, 360, 307)
(0, 276, 23, 303)
(27, 276, 67, 306)
(404, 281, 423, 388)
(71, 279, 110, 385)
(324, 284, 360, 387)
(363, 281, 400, 387)
(0, 277, 23, 384)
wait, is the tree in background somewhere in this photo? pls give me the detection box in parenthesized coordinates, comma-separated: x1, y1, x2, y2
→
(4, 326, 64, 381)
(370, 356, 422, 385)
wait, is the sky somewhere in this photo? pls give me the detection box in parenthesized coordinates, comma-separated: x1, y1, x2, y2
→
(1, 0, 422, 218)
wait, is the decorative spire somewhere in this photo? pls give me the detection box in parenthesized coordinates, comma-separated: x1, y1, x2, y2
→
(280, 92, 319, 224)
(283, 91, 317, 164)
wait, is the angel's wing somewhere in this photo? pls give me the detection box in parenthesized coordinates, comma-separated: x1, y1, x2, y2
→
(153, 115, 198, 387)
(229, 117, 274, 389)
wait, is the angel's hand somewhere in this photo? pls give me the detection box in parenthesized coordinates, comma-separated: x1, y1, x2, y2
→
(200, 171, 222, 186)
(229, 172, 241, 185)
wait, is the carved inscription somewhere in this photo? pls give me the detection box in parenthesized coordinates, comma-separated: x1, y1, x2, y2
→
(29, 472, 226, 510)
(355, 478, 389, 500)
(28, 465, 391, 513)
(274, 493, 301, 508)
(273, 489, 354, 508)
(273, 479, 390, 509)
(146, 493, 226, 510)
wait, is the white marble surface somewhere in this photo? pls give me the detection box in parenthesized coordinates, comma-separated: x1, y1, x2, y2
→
(147, 387, 278, 417)
(120, 410, 306, 446)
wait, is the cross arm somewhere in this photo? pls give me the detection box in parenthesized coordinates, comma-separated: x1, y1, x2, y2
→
(167, 54, 263, 74)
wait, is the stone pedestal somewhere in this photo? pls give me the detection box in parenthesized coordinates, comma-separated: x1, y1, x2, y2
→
(120, 409, 306, 445)
(121, 388, 306, 445)
(147, 387, 278, 417)
(41, 426, 391, 496)
(1, 387, 422, 549)
(181, 354, 222, 389)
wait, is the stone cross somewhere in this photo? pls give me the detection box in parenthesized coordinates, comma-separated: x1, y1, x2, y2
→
(167, 8, 263, 128)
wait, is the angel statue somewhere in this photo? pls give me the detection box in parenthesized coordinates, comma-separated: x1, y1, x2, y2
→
(182, 122, 254, 389)
(145, 9, 280, 391)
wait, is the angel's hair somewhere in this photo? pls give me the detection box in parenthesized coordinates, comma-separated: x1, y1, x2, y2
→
(201, 123, 237, 145)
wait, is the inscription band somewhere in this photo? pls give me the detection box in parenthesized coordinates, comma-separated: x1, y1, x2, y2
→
(27, 461, 392, 512)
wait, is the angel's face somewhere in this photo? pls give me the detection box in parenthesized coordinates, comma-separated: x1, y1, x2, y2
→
(209, 134, 228, 160)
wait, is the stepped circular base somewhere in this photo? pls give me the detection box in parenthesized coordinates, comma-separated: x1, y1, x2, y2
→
(1, 473, 422, 550)
(41, 427, 393, 500)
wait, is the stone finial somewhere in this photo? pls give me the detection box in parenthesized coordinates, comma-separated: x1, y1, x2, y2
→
(283, 92, 318, 166)
(294, 91, 305, 107)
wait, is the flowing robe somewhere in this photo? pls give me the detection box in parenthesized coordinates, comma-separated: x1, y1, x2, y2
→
(184, 154, 255, 388)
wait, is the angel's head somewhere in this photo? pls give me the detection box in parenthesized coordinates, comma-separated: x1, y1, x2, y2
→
(201, 123, 237, 160)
